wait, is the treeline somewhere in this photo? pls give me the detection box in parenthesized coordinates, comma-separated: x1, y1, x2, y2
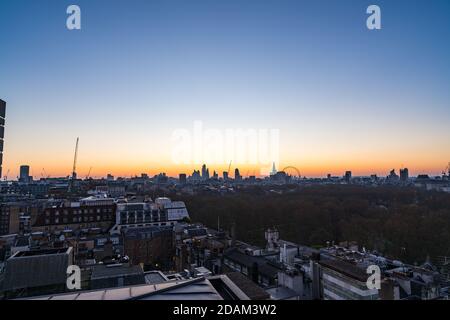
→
(178, 185, 450, 264)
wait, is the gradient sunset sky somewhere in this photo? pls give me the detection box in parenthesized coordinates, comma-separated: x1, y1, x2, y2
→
(1, 0, 449, 179)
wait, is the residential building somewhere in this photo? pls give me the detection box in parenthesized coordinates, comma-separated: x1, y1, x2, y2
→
(0, 99, 5, 179)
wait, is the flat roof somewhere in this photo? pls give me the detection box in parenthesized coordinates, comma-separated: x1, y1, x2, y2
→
(91, 263, 144, 280)
(13, 248, 69, 258)
(319, 259, 368, 282)
(225, 272, 270, 300)
(224, 248, 280, 278)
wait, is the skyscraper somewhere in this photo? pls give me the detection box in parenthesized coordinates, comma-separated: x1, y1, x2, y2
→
(400, 168, 409, 182)
(270, 162, 277, 176)
(235, 168, 242, 181)
(201, 164, 207, 180)
(19, 165, 30, 183)
(0, 99, 5, 179)
(344, 171, 352, 183)
(179, 173, 187, 184)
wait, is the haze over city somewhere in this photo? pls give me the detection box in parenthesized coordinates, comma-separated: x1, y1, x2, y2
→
(1, 0, 450, 179)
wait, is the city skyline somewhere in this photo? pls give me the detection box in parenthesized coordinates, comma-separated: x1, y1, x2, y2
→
(1, 0, 450, 179)
(0, 158, 446, 181)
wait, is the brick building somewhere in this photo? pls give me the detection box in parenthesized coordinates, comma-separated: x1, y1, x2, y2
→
(33, 196, 116, 233)
(123, 226, 174, 270)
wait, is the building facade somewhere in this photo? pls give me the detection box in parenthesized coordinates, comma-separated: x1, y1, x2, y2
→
(123, 226, 174, 269)
(318, 259, 379, 300)
(33, 197, 116, 233)
(0, 99, 5, 178)
(110, 198, 189, 234)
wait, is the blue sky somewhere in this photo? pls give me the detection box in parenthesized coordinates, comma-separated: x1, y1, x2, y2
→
(1, 0, 449, 178)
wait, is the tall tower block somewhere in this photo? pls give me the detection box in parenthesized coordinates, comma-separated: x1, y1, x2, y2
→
(0, 99, 5, 178)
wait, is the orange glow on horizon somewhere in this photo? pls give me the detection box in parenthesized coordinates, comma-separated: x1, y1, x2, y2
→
(2, 161, 446, 180)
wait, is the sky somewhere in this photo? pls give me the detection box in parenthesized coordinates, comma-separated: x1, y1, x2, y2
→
(1, 0, 449, 179)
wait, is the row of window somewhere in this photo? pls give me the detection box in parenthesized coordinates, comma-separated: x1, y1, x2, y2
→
(44, 214, 113, 225)
(45, 207, 114, 216)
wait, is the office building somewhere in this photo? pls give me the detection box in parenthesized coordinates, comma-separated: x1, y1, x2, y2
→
(235, 168, 242, 181)
(387, 169, 400, 182)
(19, 165, 31, 183)
(33, 196, 116, 233)
(400, 168, 409, 182)
(0, 99, 5, 178)
(318, 259, 379, 300)
(344, 171, 352, 183)
(201, 164, 210, 180)
(179, 173, 187, 184)
(110, 197, 189, 234)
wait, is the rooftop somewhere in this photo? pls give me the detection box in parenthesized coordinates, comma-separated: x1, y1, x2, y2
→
(224, 248, 281, 278)
(12, 247, 70, 258)
(90, 263, 144, 280)
(319, 259, 368, 282)
(23, 277, 224, 301)
(225, 272, 270, 300)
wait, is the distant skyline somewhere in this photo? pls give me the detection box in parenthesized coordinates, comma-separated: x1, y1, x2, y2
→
(1, 0, 450, 179)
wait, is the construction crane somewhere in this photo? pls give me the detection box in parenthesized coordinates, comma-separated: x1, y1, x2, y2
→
(444, 162, 450, 177)
(68, 137, 79, 192)
(86, 166, 93, 180)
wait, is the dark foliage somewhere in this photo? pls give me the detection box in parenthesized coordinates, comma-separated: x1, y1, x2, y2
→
(178, 185, 450, 264)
